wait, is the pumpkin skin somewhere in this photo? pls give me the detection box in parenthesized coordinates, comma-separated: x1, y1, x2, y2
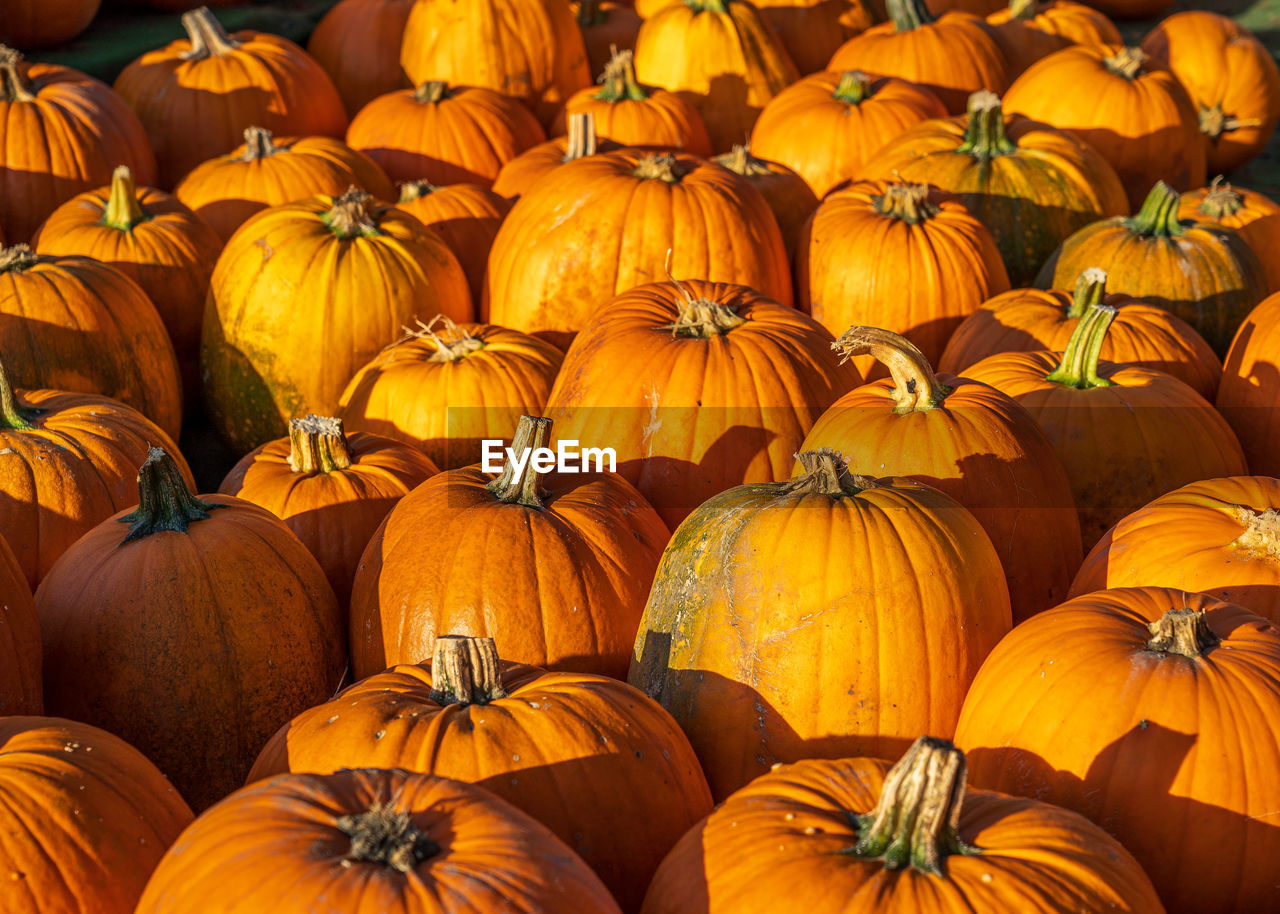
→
(338, 319, 564, 470)
(350, 415, 670, 681)
(0, 534, 38, 715)
(630, 450, 1011, 800)
(489, 113, 620, 199)
(307, 0, 415, 118)
(712, 145, 817, 263)
(173, 127, 393, 244)
(135, 768, 622, 914)
(202, 190, 471, 454)
(1037, 180, 1267, 355)
(0, 717, 194, 914)
(346, 81, 547, 186)
(0, 51, 157, 243)
(1003, 45, 1205, 210)
(395, 182, 512, 304)
(865, 91, 1128, 286)
(37, 448, 347, 811)
(986, 0, 1120, 80)
(750, 70, 947, 199)
(219, 417, 438, 605)
(114, 9, 347, 188)
(574, 0, 643, 77)
(250, 635, 713, 913)
(749, 0, 874, 76)
(486, 151, 791, 350)
(632, 0, 800, 153)
(955, 587, 1280, 914)
(1142, 12, 1280, 176)
(641, 739, 1164, 914)
(1179, 181, 1280, 295)
(0, 0, 100, 51)
(1217, 291, 1280, 476)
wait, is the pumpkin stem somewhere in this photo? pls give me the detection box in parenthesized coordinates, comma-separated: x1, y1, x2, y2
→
(0, 46, 35, 103)
(661, 255, 747, 337)
(398, 180, 438, 203)
(1006, 0, 1037, 20)
(179, 7, 241, 60)
(833, 70, 875, 105)
(595, 47, 648, 102)
(783, 448, 878, 497)
(1064, 267, 1108, 319)
(1127, 181, 1185, 237)
(429, 635, 508, 705)
(956, 91, 1016, 159)
(413, 81, 449, 104)
(634, 153, 686, 183)
(0, 358, 38, 430)
(324, 188, 381, 240)
(685, 0, 728, 12)
(886, 0, 934, 31)
(0, 244, 38, 274)
(833, 327, 953, 412)
(564, 112, 598, 161)
(238, 127, 281, 161)
(1104, 47, 1147, 80)
(715, 144, 771, 177)
(1231, 506, 1280, 560)
(1199, 104, 1263, 140)
(335, 802, 441, 872)
(1146, 609, 1219, 658)
(847, 736, 980, 875)
(1045, 303, 1116, 389)
(873, 183, 939, 226)
(404, 315, 485, 362)
(101, 166, 150, 231)
(119, 447, 220, 543)
(486, 415, 552, 507)
(288, 415, 353, 473)
(1197, 176, 1244, 220)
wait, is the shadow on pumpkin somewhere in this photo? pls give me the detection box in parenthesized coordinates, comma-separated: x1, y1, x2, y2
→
(1218, 321, 1280, 476)
(0, 165, 114, 243)
(354, 148, 500, 188)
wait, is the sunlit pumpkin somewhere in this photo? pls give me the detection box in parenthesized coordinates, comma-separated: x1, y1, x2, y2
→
(712, 144, 816, 262)
(1217, 290, 1280, 476)
(1179, 179, 1280, 295)
(395, 182, 512, 304)
(985, 0, 1120, 79)
(490, 112, 619, 200)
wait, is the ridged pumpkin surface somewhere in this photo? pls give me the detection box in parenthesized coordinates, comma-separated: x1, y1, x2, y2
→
(1218, 290, 1280, 475)
(0, 535, 38, 715)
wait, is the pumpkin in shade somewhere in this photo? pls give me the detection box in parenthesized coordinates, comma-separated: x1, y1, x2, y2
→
(632, 0, 800, 153)
(173, 127, 394, 243)
(956, 587, 1280, 914)
(338, 317, 564, 470)
(250, 635, 712, 912)
(1078, 0, 1167, 19)
(752, 0, 876, 77)
(202, 189, 471, 453)
(552, 48, 712, 157)
(1142, 12, 1280, 175)
(1002, 45, 1204, 210)
(113, 8, 347, 188)
(0, 717, 194, 914)
(0, 245, 182, 439)
(630, 449, 1011, 801)
(0, 534, 37, 715)
(750, 70, 947, 199)
(865, 90, 1127, 286)
(1179, 180, 1280, 295)
(135, 768, 622, 914)
(307, 0, 415, 118)
(346, 81, 546, 187)
(350, 414, 668, 680)
(797, 180, 1010, 378)
(485, 151, 792, 350)
(0, 48, 157, 243)
(799, 328, 1080, 624)
(641, 737, 1165, 914)
(1036, 180, 1266, 355)
(37, 447, 346, 811)
(574, 0, 643, 77)
(985, 0, 1120, 80)
(1217, 291, 1280, 476)
(395, 182, 512, 304)
(713, 145, 817, 262)
(491, 112, 619, 200)
(0, 0, 100, 51)
(827, 0, 1006, 114)
(962, 302, 1248, 550)
(219, 416, 438, 605)
(546, 279, 858, 529)
(939, 267, 1222, 401)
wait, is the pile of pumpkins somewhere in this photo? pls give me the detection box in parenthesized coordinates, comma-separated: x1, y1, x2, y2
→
(3, 0, 1280, 910)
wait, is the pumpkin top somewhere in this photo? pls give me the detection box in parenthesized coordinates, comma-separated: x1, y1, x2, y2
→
(0, 46, 34, 102)
(102, 166, 151, 232)
(323, 188, 382, 239)
(833, 71, 875, 105)
(595, 48, 648, 103)
(1064, 266, 1108, 319)
(486, 414, 552, 507)
(833, 327, 953, 412)
(288, 415, 353, 473)
(1127, 180, 1186, 237)
(404, 315, 486, 362)
(398, 180, 439, 204)
(412, 81, 450, 104)
(1232, 505, 1280, 561)
(563, 112, 598, 162)
(956, 91, 1016, 160)
(634, 153, 686, 183)
(1197, 178, 1244, 219)
(887, 0, 936, 31)
(873, 183, 939, 226)
(237, 127, 282, 161)
(0, 244, 38, 274)
(661, 272, 747, 338)
(1005, 0, 1038, 21)
(335, 801, 441, 872)
(1200, 106, 1262, 140)
(1044, 301, 1116, 389)
(1104, 46, 1148, 80)
(1146, 608, 1219, 658)
(428, 635, 509, 705)
(178, 7, 241, 61)
(715, 144, 773, 178)
(0, 358, 38, 431)
(783, 449, 877, 497)
(120, 447, 222, 543)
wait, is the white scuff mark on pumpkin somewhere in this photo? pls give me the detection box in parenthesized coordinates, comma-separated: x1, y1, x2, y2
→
(255, 238, 273, 263)
(641, 383, 663, 456)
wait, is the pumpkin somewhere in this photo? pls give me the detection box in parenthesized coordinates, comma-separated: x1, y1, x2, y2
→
(551, 48, 713, 157)
(712, 145, 817, 263)
(0, 48, 157, 243)
(485, 151, 792, 350)
(1078, 0, 1167, 19)
(0, 245, 181, 438)
(1217, 291, 1280, 476)
(395, 182, 512, 304)
(250, 634, 712, 912)
(1037, 180, 1266, 355)
(799, 328, 1080, 623)
(1002, 45, 1205, 210)
(0, 532, 37, 715)
(939, 267, 1222, 401)
(749, 70, 947, 199)
(346, 80, 547, 186)
(632, 0, 800, 153)
(641, 737, 1164, 914)
(797, 180, 1010, 378)
(546, 279, 858, 528)
(219, 416, 438, 605)
(985, 0, 1120, 80)
(338, 317, 564, 470)
(491, 112, 619, 200)
(113, 8, 347, 188)
(135, 768, 622, 914)
(400, 0, 592, 126)
(173, 127, 394, 243)
(307, 0, 415, 118)
(37, 447, 346, 811)
(956, 587, 1280, 914)
(202, 189, 471, 453)
(574, 0, 643, 77)
(350, 414, 668, 680)
(827, 0, 1006, 114)
(751, 0, 875, 76)
(865, 90, 1127, 286)
(1142, 12, 1280, 175)
(962, 302, 1248, 549)
(1179, 180, 1280, 295)
(630, 449, 1011, 800)
(0, 717, 194, 914)
(0, 0, 100, 51)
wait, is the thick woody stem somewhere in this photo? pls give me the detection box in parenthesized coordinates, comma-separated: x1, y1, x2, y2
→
(0, 47, 35, 102)
(428, 635, 508, 704)
(1146, 609, 1219, 658)
(288, 416, 353, 473)
(486, 415, 552, 507)
(179, 7, 241, 60)
(119, 448, 220, 543)
(335, 803, 441, 872)
(832, 327, 953, 412)
(782, 449, 877, 497)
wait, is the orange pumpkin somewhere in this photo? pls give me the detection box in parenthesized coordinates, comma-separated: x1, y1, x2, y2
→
(113, 8, 347, 187)
(751, 0, 875, 76)
(712, 144, 817, 263)
(395, 182, 512, 304)
(307, 0, 415, 117)
(0, 0, 100, 50)
(0, 533, 37, 715)
(1180, 179, 1280, 295)
(490, 112, 619, 200)
(985, 0, 1120, 79)
(250, 634, 712, 912)
(0, 48, 157, 242)
(1218, 291, 1280, 476)
(574, 0, 643, 76)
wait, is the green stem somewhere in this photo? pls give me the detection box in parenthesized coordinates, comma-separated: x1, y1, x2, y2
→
(1007, 0, 1037, 20)
(833, 71, 874, 105)
(1126, 181, 1185, 237)
(886, 0, 934, 31)
(1064, 267, 1108, 319)
(832, 327, 953, 412)
(1197, 177, 1243, 220)
(119, 448, 220, 543)
(102, 166, 150, 231)
(0, 358, 38, 430)
(594, 48, 648, 103)
(685, 0, 728, 12)
(1045, 304, 1117, 389)
(486, 415, 552, 507)
(955, 91, 1016, 159)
